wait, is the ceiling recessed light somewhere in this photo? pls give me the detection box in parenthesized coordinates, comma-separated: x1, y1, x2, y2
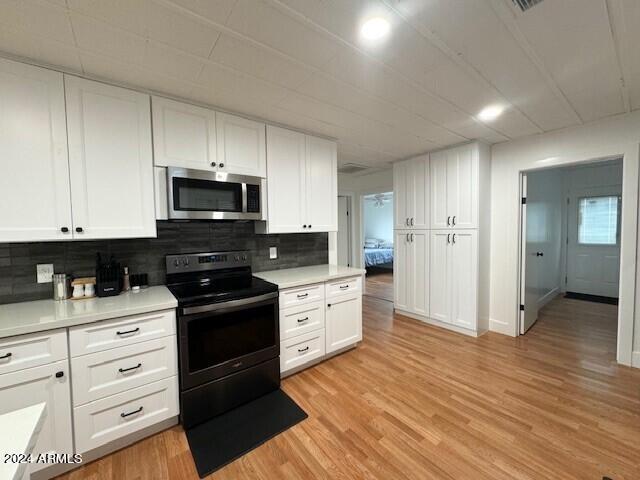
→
(360, 17, 390, 41)
(478, 104, 505, 122)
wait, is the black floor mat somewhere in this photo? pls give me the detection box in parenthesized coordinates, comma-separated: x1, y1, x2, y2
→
(564, 291, 618, 305)
(185, 389, 307, 478)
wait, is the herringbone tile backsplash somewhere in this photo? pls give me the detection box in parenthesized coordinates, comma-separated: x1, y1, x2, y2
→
(0, 221, 328, 304)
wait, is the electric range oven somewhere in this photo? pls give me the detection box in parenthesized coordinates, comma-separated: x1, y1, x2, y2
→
(166, 251, 280, 429)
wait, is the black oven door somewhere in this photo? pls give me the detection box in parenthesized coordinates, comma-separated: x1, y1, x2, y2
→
(178, 292, 279, 391)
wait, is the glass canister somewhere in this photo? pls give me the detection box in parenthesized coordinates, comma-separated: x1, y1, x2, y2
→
(52, 274, 71, 301)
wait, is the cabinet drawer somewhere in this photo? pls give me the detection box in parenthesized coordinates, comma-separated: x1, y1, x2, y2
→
(0, 329, 67, 375)
(280, 301, 324, 340)
(74, 376, 178, 453)
(326, 276, 362, 299)
(69, 309, 176, 357)
(279, 283, 324, 308)
(280, 329, 325, 373)
(71, 336, 178, 406)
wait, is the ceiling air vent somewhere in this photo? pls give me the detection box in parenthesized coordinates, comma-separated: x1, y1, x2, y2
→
(338, 163, 370, 174)
(512, 0, 543, 12)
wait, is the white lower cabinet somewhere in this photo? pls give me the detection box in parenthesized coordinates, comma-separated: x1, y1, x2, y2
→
(71, 336, 178, 406)
(279, 275, 363, 376)
(0, 359, 73, 474)
(326, 294, 362, 354)
(74, 377, 178, 453)
(280, 329, 325, 373)
(394, 231, 429, 318)
(429, 230, 478, 331)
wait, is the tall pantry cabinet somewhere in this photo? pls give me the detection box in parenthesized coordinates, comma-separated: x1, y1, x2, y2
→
(393, 142, 490, 336)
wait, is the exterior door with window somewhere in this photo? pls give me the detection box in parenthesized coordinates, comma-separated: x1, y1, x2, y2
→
(566, 186, 621, 298)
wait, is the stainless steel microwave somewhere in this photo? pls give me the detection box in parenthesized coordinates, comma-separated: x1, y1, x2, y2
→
(166, 167, 265, 220)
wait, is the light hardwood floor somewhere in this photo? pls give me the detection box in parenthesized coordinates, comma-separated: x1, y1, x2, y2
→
(364, 271, 393, 302)
(56, 295, 640, 480)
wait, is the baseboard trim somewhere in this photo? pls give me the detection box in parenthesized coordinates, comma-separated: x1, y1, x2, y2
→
(394, 309, 480, 337)
(632, 351, 640, 368)
(489, 318, 514, 337)
(538, 287, 560, 309)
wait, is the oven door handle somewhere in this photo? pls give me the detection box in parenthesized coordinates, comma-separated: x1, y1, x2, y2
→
(180, 292, 278, 316)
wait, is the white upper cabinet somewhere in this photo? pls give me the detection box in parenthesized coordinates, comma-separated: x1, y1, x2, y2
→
(258, 126, 337, 234)
(152, 96, 216, 170)
(65, 76, 156, 239)
(0, 58, 72, 242)
(262, 126, 306, 233)
(216, 112, 266, 177)
(306, 135, 337, 232)
(430, 143, 479, 229)
(393, 155, 429, 229)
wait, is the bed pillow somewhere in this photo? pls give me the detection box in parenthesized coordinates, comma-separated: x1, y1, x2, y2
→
(364, 238, 379, 248)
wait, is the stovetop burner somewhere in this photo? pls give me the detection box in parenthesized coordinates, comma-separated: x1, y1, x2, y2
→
(165, 251, 278, 308)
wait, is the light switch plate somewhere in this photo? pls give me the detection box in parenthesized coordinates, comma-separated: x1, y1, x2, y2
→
(37, 264, 54, 283)
(269, 247, 278, 259)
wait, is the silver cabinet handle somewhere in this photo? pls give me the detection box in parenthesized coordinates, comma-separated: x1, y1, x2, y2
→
(452, 233, 456, 244)
(452, 216, 456, 226)
(447, 233, 451, 244)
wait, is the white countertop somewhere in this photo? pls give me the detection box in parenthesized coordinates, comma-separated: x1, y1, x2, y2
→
(0, 286, 177, 339)
(0, 403, 47, 480)
(254, 264, 365, 289)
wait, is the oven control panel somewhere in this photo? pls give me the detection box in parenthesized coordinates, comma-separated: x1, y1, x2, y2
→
(166, 251, 251, 274)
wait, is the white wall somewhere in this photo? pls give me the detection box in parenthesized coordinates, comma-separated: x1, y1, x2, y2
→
(526, 169, 564, 306)
(363, 196, 393, 243)
(338, 169, 394, 268)
(489, 109, 640, 366)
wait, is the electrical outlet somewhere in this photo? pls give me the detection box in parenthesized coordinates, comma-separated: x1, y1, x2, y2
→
(269, 247, 278, 259)
(37, 264, 54, 283)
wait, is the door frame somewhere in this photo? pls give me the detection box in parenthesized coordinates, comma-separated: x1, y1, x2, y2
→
(337, 195, 353, 267)
(516, 154, 634, 366)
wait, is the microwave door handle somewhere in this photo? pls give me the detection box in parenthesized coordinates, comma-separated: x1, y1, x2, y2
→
(242, 183, 248, 213)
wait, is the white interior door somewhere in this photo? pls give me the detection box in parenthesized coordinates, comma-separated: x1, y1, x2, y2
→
(520, 174, 539, 334)
(429, 230, 451, 323)
(566, 186, 621, 297)
(337, 196, 351, 266)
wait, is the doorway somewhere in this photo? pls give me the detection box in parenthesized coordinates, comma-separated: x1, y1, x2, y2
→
(362, 192, 394, 302)
(519, 159, 622, 350)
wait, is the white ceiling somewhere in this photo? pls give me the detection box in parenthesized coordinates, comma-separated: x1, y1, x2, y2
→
(0, 0, 638, 168)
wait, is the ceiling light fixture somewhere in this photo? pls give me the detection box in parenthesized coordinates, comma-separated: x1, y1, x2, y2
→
(478, 104, 505, 122)
(360, 17, 390, 41)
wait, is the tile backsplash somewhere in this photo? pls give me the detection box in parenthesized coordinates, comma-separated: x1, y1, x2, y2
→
(0, 221, 328, 304)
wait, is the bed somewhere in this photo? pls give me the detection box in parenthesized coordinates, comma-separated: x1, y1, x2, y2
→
(364, 247, 394, 268)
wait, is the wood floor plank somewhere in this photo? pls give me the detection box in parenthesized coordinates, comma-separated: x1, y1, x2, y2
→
(55, 295, 640, 480)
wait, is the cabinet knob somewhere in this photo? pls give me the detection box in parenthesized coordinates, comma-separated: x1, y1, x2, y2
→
(55, 371, 64, 378)
(219, 163, 224, 168)
(61, 227, 69, 233)
(210, 162, 217, 167)
(308, 225, 312, 228)
(327, 304, 332, 308)
(75, 227, 83, 233)
(303, 225, 307, 228)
